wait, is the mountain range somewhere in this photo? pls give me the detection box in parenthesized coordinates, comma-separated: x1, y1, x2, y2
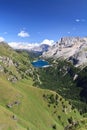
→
(10, 36, 87, 67)
(8, 40, 53, 53)
(42, 37, 87, 67)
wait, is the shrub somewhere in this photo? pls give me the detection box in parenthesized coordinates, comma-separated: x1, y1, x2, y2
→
(69, 101, 72, 105)
(52, 124, 56, 129)
(43, 94, 46, 98)
(49, 94, 55, 104)
(55, 94, 58, 100)
(62, 101, 64, 104)
(48, 104, 50, 107)
(60, 98, 62, 101)
(68, 117, 73, 124)
(71, 105, 75, 110)
(54, 105, 56, 108)
(63, 105, 66, 108)
(58, 115, 61, 120)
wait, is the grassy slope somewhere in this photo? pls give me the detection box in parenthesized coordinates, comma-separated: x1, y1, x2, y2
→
(0, 105, 27, 130)
(0, 75, 84, 130)
(0, 43, 87, 130)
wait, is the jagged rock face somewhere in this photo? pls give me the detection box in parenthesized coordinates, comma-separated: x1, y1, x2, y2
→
(42, 37, 87, 66)
(69, 41, 87, 67)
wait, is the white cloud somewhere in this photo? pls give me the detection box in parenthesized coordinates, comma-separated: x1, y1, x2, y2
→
(75, 18, 86, 23)
(18, 31, 30, 38)
(8, 42, 21, 49)
(8, 42, 39, 49)
(8, 39, 54, 49)
(75, 19, 80, 22)
(41, 39, 54, 46)
(0, 37, 5, 42)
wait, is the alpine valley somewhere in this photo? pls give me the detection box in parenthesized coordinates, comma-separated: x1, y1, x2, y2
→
(1, 37, 87, 130)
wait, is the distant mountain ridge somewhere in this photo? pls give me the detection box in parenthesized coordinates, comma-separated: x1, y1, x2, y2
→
(42, 37, 87, 67)
(8, 41, 52, 53)
(30, 43, 50, 52)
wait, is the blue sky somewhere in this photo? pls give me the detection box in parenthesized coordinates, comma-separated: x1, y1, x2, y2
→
(0, 0, 87, 46)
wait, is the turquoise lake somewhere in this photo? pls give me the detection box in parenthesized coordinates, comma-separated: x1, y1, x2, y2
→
(32, 60, 50, 68)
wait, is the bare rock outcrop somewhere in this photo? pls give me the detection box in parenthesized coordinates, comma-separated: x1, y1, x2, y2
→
(42, 37, 87, 67)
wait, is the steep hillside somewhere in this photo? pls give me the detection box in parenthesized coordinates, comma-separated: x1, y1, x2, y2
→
(0, 42, 87, 130)
(0, 42, 34, 82)
(0, 75, 87, 130)
(33, 59, 87, 114)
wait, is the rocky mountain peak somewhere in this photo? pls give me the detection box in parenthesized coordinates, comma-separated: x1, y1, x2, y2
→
(42, 37, 87, 67)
